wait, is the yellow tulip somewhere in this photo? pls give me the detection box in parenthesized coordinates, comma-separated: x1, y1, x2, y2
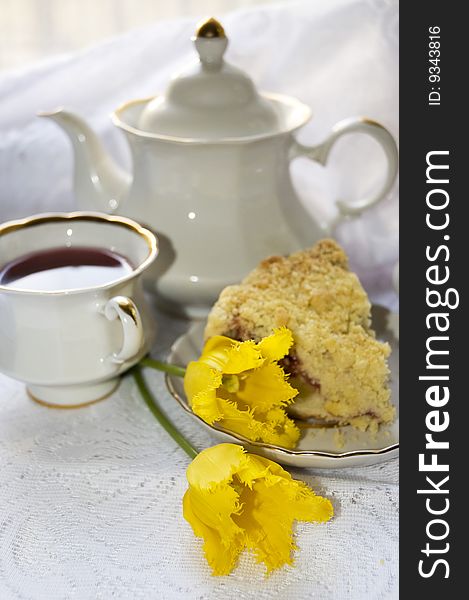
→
(183, 443, 333, 575)
(184, 328, 301, 449)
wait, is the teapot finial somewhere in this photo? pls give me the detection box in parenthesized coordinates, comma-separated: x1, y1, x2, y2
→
(193, 17, 228, 69)
(194, 17, 226, 39)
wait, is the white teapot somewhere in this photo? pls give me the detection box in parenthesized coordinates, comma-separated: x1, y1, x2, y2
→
(41, 17, 398, 318)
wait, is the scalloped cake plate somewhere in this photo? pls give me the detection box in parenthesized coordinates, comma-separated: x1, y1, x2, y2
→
(166, 305, 399, 468)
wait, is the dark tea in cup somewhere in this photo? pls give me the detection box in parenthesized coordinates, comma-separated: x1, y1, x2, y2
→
(0, 246, 133, 292)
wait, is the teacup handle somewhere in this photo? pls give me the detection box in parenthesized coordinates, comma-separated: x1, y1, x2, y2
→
(291, 117, 398, 228)
(103, 296, 143, 364)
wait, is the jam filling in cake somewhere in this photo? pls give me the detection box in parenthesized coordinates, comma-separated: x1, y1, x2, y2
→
(204, 239, 395, 432)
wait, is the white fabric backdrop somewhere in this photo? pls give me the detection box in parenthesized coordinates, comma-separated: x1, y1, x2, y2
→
(0, 1, 399, 598)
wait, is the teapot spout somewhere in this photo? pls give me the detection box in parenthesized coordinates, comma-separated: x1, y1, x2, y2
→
(38, 108, 131, 213)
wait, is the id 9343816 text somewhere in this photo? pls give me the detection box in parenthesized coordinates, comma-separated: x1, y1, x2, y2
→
(428, 26, 441, 106)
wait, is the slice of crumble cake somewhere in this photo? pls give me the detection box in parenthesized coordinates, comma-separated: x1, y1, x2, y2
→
(204, 239, 394, 432)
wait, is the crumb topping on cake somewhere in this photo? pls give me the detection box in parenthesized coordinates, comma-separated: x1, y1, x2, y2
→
(205, 239, 394, 431)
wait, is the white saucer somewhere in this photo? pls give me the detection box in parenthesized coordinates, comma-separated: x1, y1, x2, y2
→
(166, 305, 399, 468)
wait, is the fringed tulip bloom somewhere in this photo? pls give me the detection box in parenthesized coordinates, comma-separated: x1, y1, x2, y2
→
(184, 328, 300, 448)
(183, 443, 333, 575)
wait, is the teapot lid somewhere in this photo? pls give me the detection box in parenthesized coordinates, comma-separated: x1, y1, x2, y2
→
(137, 17, 279, 139)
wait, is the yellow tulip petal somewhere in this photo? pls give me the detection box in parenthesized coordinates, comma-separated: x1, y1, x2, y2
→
(184, 361, 222, 402)
(283, 481, 334, 523)
(241, 453, 294, 483)
(235, 454, 272, 489)
(202, 335, 239, 356)
(183, 491, 243, 576)
(191, 390, 225, 425)
(200, 336, 263, 374)
(237, 363, 298, 411)
(223, 341, 264, 374)
(188, 484, 243, 539)
(200, 336, 238, 371)
(257, 327, 294, 362)
(184, 447, 248, 574)
(234, 470, 333, 573)
(233, 482, 294, 572)
(185, 362, 224, 424)
(216, 401, 299, 450)
(186, 443, 247, 489)
(217, 399, 266, 442)
(254, 410, 300, 449)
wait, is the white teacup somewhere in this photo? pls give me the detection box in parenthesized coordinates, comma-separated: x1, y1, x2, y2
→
(0, 212, 158, 407)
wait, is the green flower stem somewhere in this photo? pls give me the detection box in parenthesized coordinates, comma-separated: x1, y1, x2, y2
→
(140, 357, 186, 378)
(133, 367, 198, 460)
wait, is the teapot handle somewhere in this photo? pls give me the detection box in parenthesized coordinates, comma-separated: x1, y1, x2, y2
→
(291, 117, 398, 229)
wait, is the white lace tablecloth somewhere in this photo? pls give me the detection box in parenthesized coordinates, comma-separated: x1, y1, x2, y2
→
(0, 1, 398, 597)
(0, 309, 398, 600)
